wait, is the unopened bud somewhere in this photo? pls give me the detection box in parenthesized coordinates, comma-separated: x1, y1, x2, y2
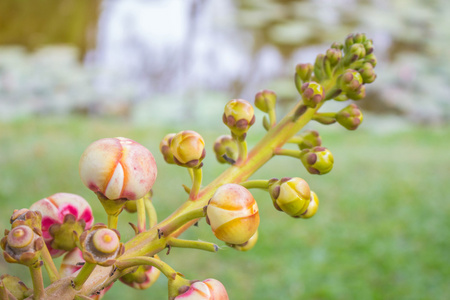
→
(300, 82, 325, 108)
(213, 135, 238, 164)
(10, 209, 42, 230)
(170, 130, 206, 168)
(174, 278, 229, 300)
(227, 231, 258, 252)
(0, 275, 32, 299)
(160, 133, 176, 164)
(325, 48, 342, 66)
(223, 99, 255, 137)
(300, 191, 319, 219)
(296, 130, 322, 150)
(206, 184, 259, 245)
(295, 63, 314, 83)
(1, 225, 44, 266)
(300, 146, 334, 175)
(120, 255, 161, 289)
(365, 53, 377, 67)
(359, 63, 377, 83)
(269, 177, 311, 217)
(254, 90, 277, 113)
(336, 104, 363, 130)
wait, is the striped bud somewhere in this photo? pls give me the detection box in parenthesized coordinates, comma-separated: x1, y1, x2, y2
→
(79, 137, 157, 201)
(170, 130, 206, 168)
(206, 184, 259, 245)
(300, 147, 334, 175)
(174, 279, 229, 300)
(269, 177, 311, 217)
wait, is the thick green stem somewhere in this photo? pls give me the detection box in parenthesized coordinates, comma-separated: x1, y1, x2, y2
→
(40, 243, 60, 283)
(72, 263, 96, 291)
(107, 214, 119, 230)
(273, 148, 301, 158)
(136, 198, 146, 232)
(189, 167, 202, 200)
(144, 198, 158, 228)
(167, 237, 218, 253)
(116, 256, 177, 280)
(29, 264, 45, 300)
(159, 207, 205, 237)
(240, 180, 270, 190)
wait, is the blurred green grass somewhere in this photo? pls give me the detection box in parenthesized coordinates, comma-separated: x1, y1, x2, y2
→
(0, 116, 449, 299)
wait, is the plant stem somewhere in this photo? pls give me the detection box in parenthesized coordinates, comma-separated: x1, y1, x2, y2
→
(187, 168, 194, 183)
(72, 263, 96, 291)
(236, 137, 248, 163)
(144, 197, 158, 228)
(273, 148, 301, 158)
(29, 264, 45, 300)
(136, 198, 146, 232)
(287, 136, 303, 144)
(240, 180, 270, 190)
(158, 207, 205, 237)
(107, 214, 119, 230)
(189, 167, 202, 200)
(116, 256, 177, 280)
(40, 243, 60, 283)
(315, 112, 337, 118)
(167, 237, 218, 253)
(268, 108, 277, 127)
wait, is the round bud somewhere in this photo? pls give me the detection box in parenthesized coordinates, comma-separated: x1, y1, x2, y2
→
(92, 228, 119, 254)
(160, 133, 176, 164)
(7, 226, 34, 249)
(170, 130, 206, 168)
(296, 130, 322, 150)
(1, 225, 43, 266)
(206, 184, 259, 245)
(213, 135, 238, 164)
(339, 70, 363, 93)
(325, 48, 342, 66)
(365, 53, 377, 67)
(336, 104, 364, 130)
(359, 62, 377, 84)
(222, 99, 255, 137)
(79, 137, 157, 201)
(300, 147, 334, 175)
(174, 278, 228, 300)
(349, 44, 366, 60)
(79, 224, 123, 266)
(0, 275, 31, 300)
(300, 82, 325, 108)
(300, 191, 319, 219)
(227, 231, 258, 252)
(269, 178, 311, 217)
(254, 90, 277, 113)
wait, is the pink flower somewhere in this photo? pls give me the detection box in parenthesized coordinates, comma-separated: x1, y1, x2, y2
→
(79, 137, 157, 201)
(30, 193, 93, 257)
(175, 279, 229, 300)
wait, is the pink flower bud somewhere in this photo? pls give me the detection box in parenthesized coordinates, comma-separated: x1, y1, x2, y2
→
(79, 137, 157, 200)
(206, 184, 259, 245)
(30, 193, 94, 257)
(119, 255, 161, 289)
(175, 279, 229, 300)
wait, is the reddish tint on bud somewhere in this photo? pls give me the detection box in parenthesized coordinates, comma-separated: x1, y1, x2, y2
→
(30, 193, 93, 257)
(79, 137, 157, 201)
(160, 133, 177, 164)
(269, 178, 311, 217)
(119, 255, 161, 290)
(300, 82, 325, 108)
(300, 191, 319, 219)
(336, 104, 364, 130)
(223, 99, 255, 137)
(206, 184, 259, 245)
(170, 130, 206, 168)
(174, 279, 229, 300)
(213, 135, 238, 164)
(359, 62, 377, 84)
(1, 225, 44, 266)
(300, 147, 334, 175)
(338, 70, 366, 100)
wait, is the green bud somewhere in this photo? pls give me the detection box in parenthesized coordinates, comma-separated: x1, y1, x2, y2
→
(254, 90, 277, 113)
(300, 81, 325, 108)
(295, 63, 314, 83)
(159, 133, 176, 164)
(339, 70, 364, 100)
(296, 130, 322, 150)
(353, 33, 367, 44)
(331, 42, 343, 50)
(269, 177, 311, 217)
(348, 44, 366, 62)
(0, 275, 32, 299)
(363, 39, 374, 55)
(213, 135, 238, 164)
(365, 53, 377, 67)
(300, 191, 319, 219)
(313, 54, 325, 81)
(170, 130, 206, 168)
(336, 104, 363, 130)
(325, 48, 342, 66)
(223, 99, 255, 137)
(300, 146, 334, 175)
(359, 63, 377, 84)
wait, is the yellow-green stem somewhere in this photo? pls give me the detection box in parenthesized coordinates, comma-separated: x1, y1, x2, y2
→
(136, 198, 146, 232)
(159, 207, 205, 237)
(187, 168, 194, 183)
(167, 237, 218, 253)
(236, 138, 248, 163)
(273, 148, 302, 158)
(107, 214, 119, 230)
(189, 167, 202, 200)
(240, 180, 270, 190)
(287, 136, 304, 144)
(315, 112, 337, 118)
(40, 243, 60, 283)
(268, 108, 277, 127)
(72, 263, 96, 291)
(144, 198, 158, 228)
(29, 264, 45, 300)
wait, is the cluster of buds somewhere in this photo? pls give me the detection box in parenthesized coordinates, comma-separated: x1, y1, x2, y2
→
(206, 184, 259, 245)
(173, 278, 228, 300)
(29, 193, 93, 257)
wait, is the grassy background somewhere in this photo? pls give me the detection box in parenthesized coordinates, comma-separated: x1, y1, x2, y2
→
(0, 115, 449, 299)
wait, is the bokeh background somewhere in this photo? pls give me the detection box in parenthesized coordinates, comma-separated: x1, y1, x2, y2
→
(0, 0, 449, 299)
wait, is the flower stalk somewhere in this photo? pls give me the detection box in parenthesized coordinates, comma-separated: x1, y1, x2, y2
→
(40, 243, 60, 282)
(167, 238, 218, 253)
(72, 262, 96, 291)
(29, 263, 45, 300)
(136, 198, 146, 232)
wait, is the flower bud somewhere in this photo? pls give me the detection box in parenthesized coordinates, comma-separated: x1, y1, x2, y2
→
(313, 54, 325, 81)
(359, 62, 377, 84)
(79, 224, 124, 266)
(363, 39, 374, 55)
(213, 135, 238, 164)
(339, 70, 363, 93)
(300, 191, 319, 219)
(160, 133, 176, 164)
(331, 42, 343, 50)
(300, 82, 325, 108)
(174, 279, 228, 300)
(227, 231, 258, 251)
(119, 255, 161, 289)
(336, 104, 363, 130)
(0, 274, 32, 299)
(254, 89, 277, 113)
(79, 137, 157, 201)
(206, 184, 259, 245)
(296, 130, 322, 150)
(269, 177, 311, 217)
(325, 48, 342, 66)
(300, 146, 334, 175)
(365, 53, 377, 67)
(295, 63, 314, 92)
(170, 130, 206, 168)
(30, 193, 93, 257)
(10, 209, 42, 230)
(222, 99, 255, 137)
(1, 225, 44, 266)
